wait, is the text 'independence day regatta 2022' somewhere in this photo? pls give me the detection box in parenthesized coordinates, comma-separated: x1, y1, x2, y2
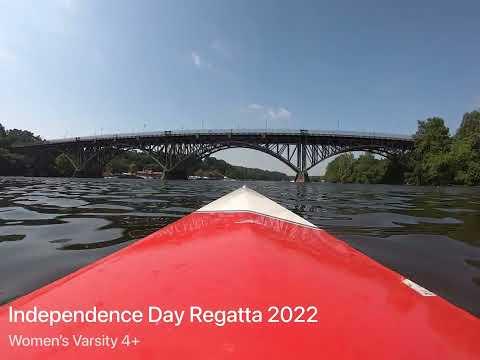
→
(8, 305, 319, 328)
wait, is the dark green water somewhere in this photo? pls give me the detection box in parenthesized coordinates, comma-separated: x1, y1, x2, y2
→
(0, 177, 479, 316)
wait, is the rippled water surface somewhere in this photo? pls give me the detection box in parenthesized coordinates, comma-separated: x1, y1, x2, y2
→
(1, 177, 479, 316)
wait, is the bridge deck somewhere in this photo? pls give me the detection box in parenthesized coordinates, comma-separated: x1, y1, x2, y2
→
(14, 129, 413, 148)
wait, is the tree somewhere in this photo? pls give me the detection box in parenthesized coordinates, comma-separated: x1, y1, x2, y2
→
(450, 111, 480, 185)
(414, 117, 451, 153)
(325, 153, 355, 183)
(324, 152, 396, 184)
(406, 117, 453, 185)
(6, 129, 42, 144)
(0, 123, 8, 148)
(351, 153, 388, 184)
(456, 110, 480, 140)
(55, 154, 75, 177)
(129, 162, 138, 174)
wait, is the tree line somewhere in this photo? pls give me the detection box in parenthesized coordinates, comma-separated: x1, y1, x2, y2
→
(325, 110, 480, 185)
(0, 124, 49, 176)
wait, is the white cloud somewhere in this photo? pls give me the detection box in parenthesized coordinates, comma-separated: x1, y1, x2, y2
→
(248, 103, 264, 110)
(271, 107, 291, 119)
(191, 51, 202, 67)
(247, 104, 292, 120)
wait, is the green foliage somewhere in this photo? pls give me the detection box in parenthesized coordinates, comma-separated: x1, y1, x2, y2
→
(0, 147, 26, 175)
(352, 153, 388, 184)
(325, 153, 354, 183)
(106, 156, 131, 174)
(448, 111, 480, 185)
(5, 129, 42, 145)
(325, 153, 391, 184)
(0, 123, 8, 148)
(128, 162, 138, 174)
(325, 112, 480, 186)
(199, 157, 288, 180)
(0, 125, 59, 176)
(405, 117, 453, 185)
(456, 110, 480, 140)
(54, 154, 75, 177)
(403, 113, 480, 186)
(414, 117, 451, 153)
(0, 125, 28, 175)
(106, 151, 168, 174)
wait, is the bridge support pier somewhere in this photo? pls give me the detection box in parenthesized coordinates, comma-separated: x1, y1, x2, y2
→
(293, 137, 310, 182)
(294, 171, 310, 183)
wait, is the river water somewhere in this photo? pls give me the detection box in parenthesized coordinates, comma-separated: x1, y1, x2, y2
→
(0, 177, 479, 316)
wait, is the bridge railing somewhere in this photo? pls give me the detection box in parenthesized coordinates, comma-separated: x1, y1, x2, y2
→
(32, 129, 412, 146)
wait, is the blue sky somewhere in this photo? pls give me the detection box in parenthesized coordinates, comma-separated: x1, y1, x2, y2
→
(1, 0, 479, 174)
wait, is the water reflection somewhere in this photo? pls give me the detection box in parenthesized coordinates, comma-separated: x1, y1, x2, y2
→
(0, 177, 479, 316)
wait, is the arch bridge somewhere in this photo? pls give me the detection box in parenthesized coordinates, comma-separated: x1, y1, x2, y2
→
(15, 129, 414, 182)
